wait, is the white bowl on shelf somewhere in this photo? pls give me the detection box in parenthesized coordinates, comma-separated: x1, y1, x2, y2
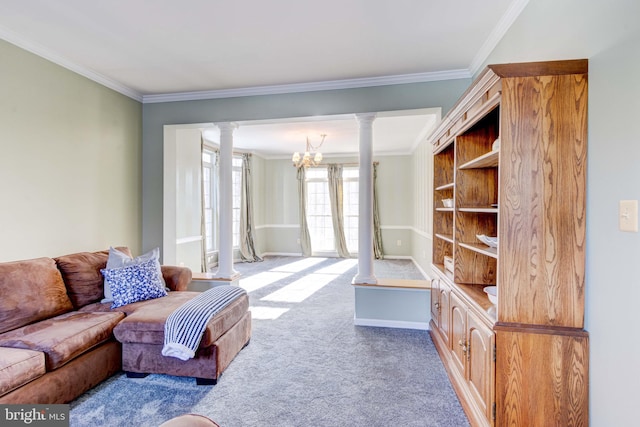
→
(484, 286, 497, 305)
(441, 198, 453, 208)
(476, 234, 498, 248)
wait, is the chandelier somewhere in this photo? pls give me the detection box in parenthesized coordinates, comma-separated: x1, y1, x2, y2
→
(292, 134, 326, 168)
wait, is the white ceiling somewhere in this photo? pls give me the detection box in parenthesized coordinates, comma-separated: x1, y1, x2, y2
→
(0, 0, 527, 157)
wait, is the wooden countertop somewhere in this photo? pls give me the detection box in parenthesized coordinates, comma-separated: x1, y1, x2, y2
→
(353, 278, 431, 290)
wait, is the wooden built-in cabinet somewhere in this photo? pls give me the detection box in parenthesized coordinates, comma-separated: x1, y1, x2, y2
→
(428, 60, 589, 427)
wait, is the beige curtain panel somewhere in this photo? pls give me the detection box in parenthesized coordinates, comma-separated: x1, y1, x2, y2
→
(373, 163, 384, 259)
(296, 166, 312, 256)
(328, 164, 351, 258)
(239, 153, 262, 262)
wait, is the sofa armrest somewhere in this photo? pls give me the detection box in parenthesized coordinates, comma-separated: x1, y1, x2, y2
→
(161, 266, 192, 291)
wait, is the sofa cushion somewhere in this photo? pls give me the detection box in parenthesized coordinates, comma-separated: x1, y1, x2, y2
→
(113, 291, 249, 347)
(0, 257, 74, 334)
(102, 257, 168, 309)
(0, 311, 125, 370)
(55, 247, 132, 308)
(0, 347, 45, 397)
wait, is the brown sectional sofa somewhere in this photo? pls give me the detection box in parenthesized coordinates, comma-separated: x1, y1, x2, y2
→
(0, 248, 251, 404)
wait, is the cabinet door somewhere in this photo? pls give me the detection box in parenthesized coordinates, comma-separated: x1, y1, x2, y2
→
(430, 278, 440, 329)
(438, 283, 451, 349)
(450, 293, 467, 378)
(467, 310, 495, 425)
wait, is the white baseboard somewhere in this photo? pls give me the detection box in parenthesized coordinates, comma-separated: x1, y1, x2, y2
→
(410, 257, 432, 280)
(353, 317, 430, 331)
(260, 252, 303, 257)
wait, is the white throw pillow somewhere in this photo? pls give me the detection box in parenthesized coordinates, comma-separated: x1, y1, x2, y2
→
(101, 247, 165, 303)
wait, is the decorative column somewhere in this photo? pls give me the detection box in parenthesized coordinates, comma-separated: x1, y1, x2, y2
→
(213, 122, 239, 280)
(352, 113, 377, 284)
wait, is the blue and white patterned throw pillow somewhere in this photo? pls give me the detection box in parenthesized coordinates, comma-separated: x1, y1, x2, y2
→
(101, 257, 168, 309)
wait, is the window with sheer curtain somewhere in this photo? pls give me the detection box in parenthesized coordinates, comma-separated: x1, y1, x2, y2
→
(305, 168, 334, 252)
(305, 166, 359, 255)
(202, 149, 243, 254)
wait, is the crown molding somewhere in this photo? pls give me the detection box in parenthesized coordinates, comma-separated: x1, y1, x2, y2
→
(141, 69, 471, 104)
(0, 24, 143, 102)
(469, 0, 530, 75)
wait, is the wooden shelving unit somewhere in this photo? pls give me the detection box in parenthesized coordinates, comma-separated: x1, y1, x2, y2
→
(428, 60, 589, 427)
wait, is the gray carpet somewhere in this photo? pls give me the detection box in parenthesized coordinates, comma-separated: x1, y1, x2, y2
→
(70, 257, 469, 427)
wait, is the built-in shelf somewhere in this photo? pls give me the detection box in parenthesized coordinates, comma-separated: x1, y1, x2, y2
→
(430, 60, 589, 427)
(435, 182, 455, 191)
(454, 282, 497, 320)
(458, 150, 499, 169)
(435, 233, 454, 243)
(457, 207, 498, 213)
(458, 242, 498, 258)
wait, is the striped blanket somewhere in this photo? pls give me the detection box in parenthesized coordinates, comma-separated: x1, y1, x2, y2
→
(161, 285, 246, 361)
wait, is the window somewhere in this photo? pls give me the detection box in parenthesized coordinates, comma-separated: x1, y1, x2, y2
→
(202, 149, 243, 254)
(202, 150, 217, 253)
(232, 157, 243, 248)
(306, 168, 334, 252)
(305, 167, 359, 254)
(342, 167, 359, 254)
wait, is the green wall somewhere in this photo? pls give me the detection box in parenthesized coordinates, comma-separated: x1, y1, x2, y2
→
(0, 39, 142, 261)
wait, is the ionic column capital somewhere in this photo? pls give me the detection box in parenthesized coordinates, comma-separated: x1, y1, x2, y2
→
(355, 113, 377, 126)
(214, 122, 238, 135)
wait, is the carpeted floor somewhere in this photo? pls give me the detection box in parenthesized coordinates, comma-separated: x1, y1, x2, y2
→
(70, 256, 469, 427)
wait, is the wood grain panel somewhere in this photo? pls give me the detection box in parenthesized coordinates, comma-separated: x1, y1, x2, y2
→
(433, 235, 453, 268)
(450, 293, 467, 373)
(498, 73, 587, 328)
(434, 209, 454, 237)
(456, 211, 498, 244)
(495, 327, 588, 427)
(455, 243, 497, 284)
(456, 168, 499, 208)
(439, 283, 451, 348)
(434, 144, 455, 188)
(468, 310, 496, 423)
(456, 108, 500, 165)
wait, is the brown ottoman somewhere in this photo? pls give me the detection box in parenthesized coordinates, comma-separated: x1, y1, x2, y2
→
(113, 291, 251, 384)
